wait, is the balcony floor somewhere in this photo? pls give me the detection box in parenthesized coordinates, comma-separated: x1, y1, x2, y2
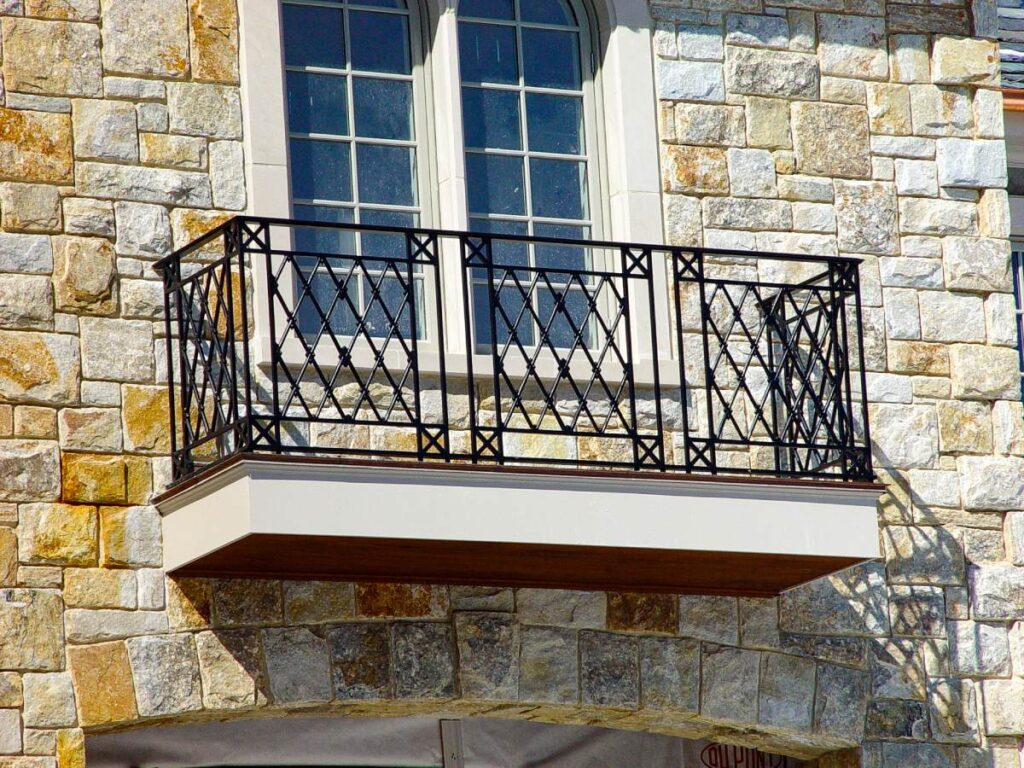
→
(156, 455, 883, 596)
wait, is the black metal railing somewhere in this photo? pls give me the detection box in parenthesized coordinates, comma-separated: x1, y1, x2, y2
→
(155, 216, 873, 484)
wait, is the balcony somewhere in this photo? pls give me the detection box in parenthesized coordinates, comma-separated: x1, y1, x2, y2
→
(153, 216, 882, 595)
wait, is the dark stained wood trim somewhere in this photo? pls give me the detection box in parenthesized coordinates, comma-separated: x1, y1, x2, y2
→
(156, 451, 884, 504)
(173, 533, 868, 597)
(1003, 87, 1024, 111)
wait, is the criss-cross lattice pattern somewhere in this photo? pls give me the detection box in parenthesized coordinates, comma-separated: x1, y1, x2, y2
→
(157, 217, 872, 483)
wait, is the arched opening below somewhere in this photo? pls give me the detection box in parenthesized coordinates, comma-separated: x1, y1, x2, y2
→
(86, 715, 813, 768)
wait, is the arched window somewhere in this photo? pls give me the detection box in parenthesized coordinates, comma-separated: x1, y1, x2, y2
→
(457, 0, 596, 241)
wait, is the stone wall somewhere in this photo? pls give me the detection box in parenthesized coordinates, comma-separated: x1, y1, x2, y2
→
(0, 0, 1022, 766)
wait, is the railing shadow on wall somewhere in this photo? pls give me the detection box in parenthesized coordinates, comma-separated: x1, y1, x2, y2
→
(153, 216, 873, 486)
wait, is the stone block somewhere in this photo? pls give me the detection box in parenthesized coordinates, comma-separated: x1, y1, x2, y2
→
(100, 505, 161, 566)
(792, 103, 870, 179)
(23, 673, 76, 728)
(0, 709, 22, 755)
(213, 579, 282, 626)
(392, 622, 455, 698)
(870, 404, 939, 469)
(818, 13, 887, 80)
(120, 279, 164, 319)
(0, 441, 61, 501)
(813, 663, 868, 741)
(71, 100, 137, 162)
(328, 623, 390, 700)
(891, 34, 930, 83)
(870, 636, 925, 699)
(678, 595, 738, 644)
(0, 109, 73, 184)
(638, 637, 698, 712)
(778, 175, 832, 202)
(726, 147, 776, 197)
(189, 0, 240, 82)
(166, 577, 212, 630)
(18, 503, 97, 566)
(929, 677, 978, 744)
(958, 456, 1024, 510)
(780, 563, 889, 636)
(127, 634, 202, 716)
(67, 641, 136, 726)
(101, 0, 189, 77)
(663, 145, 728, 195)
(866, 83, 911, 135)
(0, 275, 54, 331)
(0, 590, 64, 671)
(948, 620, 1010, 676)
(932, 36, 998, 86)
(702, 197, 791, 230)
(75, 162, 212, 207)
(920, 294, 985, 344)
(657, 59, 724, 102)
(884, 525, 965, 585)
(0, 184, 61, 233)
(63, 568, 136, 609)
(114, 201, 172, 259)
(871, 135, 935, 159)
(910, 85, 973, 137)
(456, 612, 519, 699)
(517, 588, 604, 627)
(263, 626, 331, 704)
(980, 678, 1024, 735)
(894, 160, 938, 197)
(0, 233, 53, 276)
(196, 629, 263, 709)
(65, 609, 167, 643)
(725, 47, 819, 100)
(935, 400, 991, 453)
(167, 82, 243, 138)
(663, 195, 702, 247)
(739, 597, 779, 649)
(744, 96, 790, 149)
(834, 180, 897, 254)
(63, 198, 114, 238)
(62, 455, 126, 505)
(121, 386, 170, 452)
(936, 138, 1006, 188)
(880, 743, 955, 768)
(950, 346, 1019, 401)
(1, 19, 101, 96)
(209, 140, 245, 209)
(908, 469, 960, 508)
(942, 236, 1010, 292)
(865, 698, 928, 739)
(139, 133, 206, 169)
(759, 652, 814, 730)
(80, 317, 154, 383)
(974, 88, 1004, 139)
(282, 581, 354, 624)
(580, 631, 638, 707)
(674, 103, 745, 147)
(52, 236, 117, 315)
(356, 583, 447, 618)
(888, 586, 945, 637)
(58, 408, 122, 452)
(516, 626, 575, 703)
(700, 645, 760, 723)
(970, 564, 1024, 620)
(899, 198, 978, 236)
(676, 24, 723, 61)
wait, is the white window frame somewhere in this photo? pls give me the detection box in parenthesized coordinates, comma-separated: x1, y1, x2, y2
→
(236, 0, 670, 384)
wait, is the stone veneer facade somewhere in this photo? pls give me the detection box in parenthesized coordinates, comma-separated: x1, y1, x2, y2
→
(0, 0, 1021, 766)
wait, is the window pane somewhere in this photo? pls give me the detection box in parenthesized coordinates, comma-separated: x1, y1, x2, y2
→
(534, 222, 589, 271)
(359, 209, 416, 260)
(290, 139, 353, 202)
(293, 204, 356, 256)
(458, 0, 514, 19)
(352, 0, 406, 8)
(350, 11, 411, 74)
(538, 286, 592, 349)
(282, 5, 345, 68)
(470, 216, 529, 267)
(287, 71, 348, 136)
(353, 77, 413, 140)
(529, 158, 586, 220)
(466, 153, 525, 216)
(519, 0, 575, 25)
(462, 87, 521, 150)
(363, 273, 413, 338)
(458, 22, 518, 84)
(526, 93, 582, 154)
(522, 28, 580, 89)
(356, 144, 416, 206)
(297, 269, 360, 338)
(473, 282, 534, 348)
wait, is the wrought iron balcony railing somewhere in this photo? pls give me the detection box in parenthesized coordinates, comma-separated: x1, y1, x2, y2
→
(154, 216, 873, 485)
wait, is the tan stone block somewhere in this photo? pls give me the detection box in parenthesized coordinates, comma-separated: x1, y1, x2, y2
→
(888, 341, 949, 376)
(64, 568, 136, 608)
(62, 453, 126, 504)
(792, 103, 871, 179)
(0, 407, 12, 437)
(71, 99, 138, 163)
(122, 385, 170, 453)
(937, 401, 992, 454)
(356, 582, 448, 618)
(18, 503, 97, 566)
(14, 407, 57, 439)
(0, 108, 73, 184)
(0, 589, 65, 670)
(56, 729, 85, 768)
(101, 0, 189, 78)
(663, 145, 729, 195)
(67, 642, 137, 727)
(866, 83, 911, 136)
(284, 581, 355, 623)
(52, 236, 117, 315)
(932, 36, 998, 86)
(1, 18, 102, 96)
(57, 408, 122, 451)
(0, 529, 15, 588)
(189, 0, 239, 83)
(25, 0, 99, 21)
(125, 456, 153, 505)
(745, 97, 791, 150)
(139, 133, 207, 170)
(167, 577, 212, 630)
(0, 184, 62, 233)
(950, 345, 1020, 401)
(0, 440, 61, 502)
(195, 629, 263, 709)
(170, 208, 233, 250)
(0, 674, 22, 708)
(99, 505, 160, 567)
